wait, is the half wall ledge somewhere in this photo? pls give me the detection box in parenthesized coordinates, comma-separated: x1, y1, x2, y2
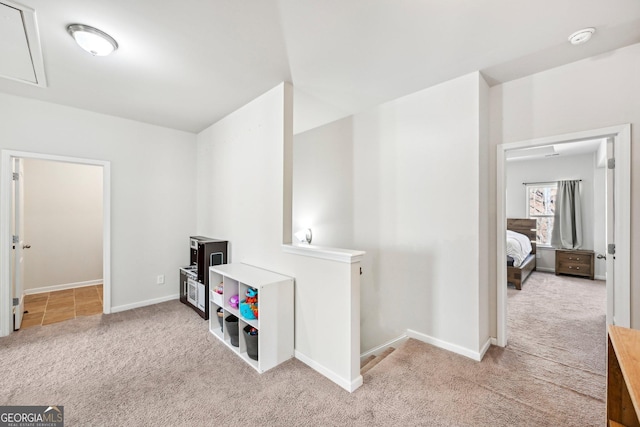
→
(281, 244, 365, 263)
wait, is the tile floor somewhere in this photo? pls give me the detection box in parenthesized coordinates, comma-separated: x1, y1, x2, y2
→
(20, 284, 103, 329)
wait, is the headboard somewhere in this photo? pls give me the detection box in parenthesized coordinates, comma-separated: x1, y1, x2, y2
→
(507, 218, 537, 254)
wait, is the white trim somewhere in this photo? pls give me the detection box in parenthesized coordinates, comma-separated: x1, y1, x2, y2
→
(406, 329, 487, 362)
(613, 124, 631, 327)
(479, 337, 492, 360)
(360, 334, 409, 363)
(490, 337, 498, 346)
(500, 125, 627, 151)
(497, 124, 631, 347)
(294, 350, 363, 393)
(102, 161, 111, 314)
(496, 140, 507, 346)
(282, 244, 365, 263)
(361, 333, 492, 369)
(595, 275, 606, 281)
(0, 150, 111, 337)
(111, 294, 179, 313)
(24, 279, 103, 295)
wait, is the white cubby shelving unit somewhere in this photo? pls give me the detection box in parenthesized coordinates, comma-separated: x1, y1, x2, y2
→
(208, 263, 294, 373)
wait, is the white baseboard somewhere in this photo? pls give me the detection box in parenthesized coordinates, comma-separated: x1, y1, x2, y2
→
(360, 334, 409, 362)
(406, 329, 486, 362)
(294, 350, 362, 393)
(479, 337, 492, 360)
(111, 294, 179, 313)
(24, 279, 103, 295)
(595, 275, 606, 281)
(490, 337, 499, 346)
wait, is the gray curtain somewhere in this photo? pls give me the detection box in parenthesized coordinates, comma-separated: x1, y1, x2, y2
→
(551, 180, 582, 249)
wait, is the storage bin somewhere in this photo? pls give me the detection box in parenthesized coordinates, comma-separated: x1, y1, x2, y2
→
(243, 325, 259, 360)
(211, 291, 223, 306)
(217, 307, 224, 331)
(225, 315, 239, 347)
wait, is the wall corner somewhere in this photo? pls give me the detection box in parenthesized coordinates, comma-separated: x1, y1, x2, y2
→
(283, 82, 294, 244)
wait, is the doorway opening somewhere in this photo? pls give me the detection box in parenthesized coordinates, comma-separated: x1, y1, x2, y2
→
(496, 124, 631, 347)
(0, 151, 111, 337)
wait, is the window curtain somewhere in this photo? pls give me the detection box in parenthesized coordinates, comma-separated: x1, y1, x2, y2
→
(551, 180, 582, 249)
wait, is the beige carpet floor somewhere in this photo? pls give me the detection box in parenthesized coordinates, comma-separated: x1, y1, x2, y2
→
(507, 271, 606, 374)
(0, 272, 605, 426)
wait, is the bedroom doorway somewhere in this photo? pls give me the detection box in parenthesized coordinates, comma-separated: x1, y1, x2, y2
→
(0, 150, 112, 337)
(496, 124, 630, 347)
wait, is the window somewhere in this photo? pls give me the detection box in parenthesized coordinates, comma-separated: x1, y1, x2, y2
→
(526, 183, 557, 246)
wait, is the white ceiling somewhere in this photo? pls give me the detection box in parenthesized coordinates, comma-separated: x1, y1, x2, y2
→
(1, 0, 640, 134)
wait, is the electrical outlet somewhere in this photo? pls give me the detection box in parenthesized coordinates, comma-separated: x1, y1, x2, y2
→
(156, 275, 165, 285)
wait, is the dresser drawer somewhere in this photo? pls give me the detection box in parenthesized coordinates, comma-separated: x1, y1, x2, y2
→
(556, 261, 590, 275)
(555, 249, 594, 280)
(556, 251, 590, 265)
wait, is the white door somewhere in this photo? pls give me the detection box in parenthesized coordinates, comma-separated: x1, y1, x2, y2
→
(12, 158, 25, 330)
(605, 137, 617, 325)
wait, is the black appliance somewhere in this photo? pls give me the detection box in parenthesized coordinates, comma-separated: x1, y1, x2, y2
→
(180, 236, 228, 319)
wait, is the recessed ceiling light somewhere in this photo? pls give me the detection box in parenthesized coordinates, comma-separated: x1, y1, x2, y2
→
(568, 28, 595, 45)
(67, 24, 118, 56)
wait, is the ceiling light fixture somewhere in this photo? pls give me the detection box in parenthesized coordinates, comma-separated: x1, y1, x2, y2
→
(67, 24, 118, 56)
(568, 28, 595, 45)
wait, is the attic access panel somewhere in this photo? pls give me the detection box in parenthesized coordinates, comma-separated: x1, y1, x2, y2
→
(0, 1, 46, 86)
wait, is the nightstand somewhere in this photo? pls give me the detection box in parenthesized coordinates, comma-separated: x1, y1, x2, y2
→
(555, 249, 595, 280)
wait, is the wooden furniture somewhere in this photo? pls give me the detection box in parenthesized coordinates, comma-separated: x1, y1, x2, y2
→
(209, 263, 294, 373)
(607, 325, 640, 427)
(555, 249, 594, 280)
(507, 218, 537, 290)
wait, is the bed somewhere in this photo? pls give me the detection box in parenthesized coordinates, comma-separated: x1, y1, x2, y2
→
(507, 218, 537, 290)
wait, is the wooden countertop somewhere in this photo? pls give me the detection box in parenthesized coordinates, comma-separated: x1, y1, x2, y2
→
(608, 325, 640, 426)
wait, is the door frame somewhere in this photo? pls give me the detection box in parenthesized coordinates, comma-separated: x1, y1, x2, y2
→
(12, 158, 25, 330)
(0, 150, 111, 337)
(496, 124, 630, 346)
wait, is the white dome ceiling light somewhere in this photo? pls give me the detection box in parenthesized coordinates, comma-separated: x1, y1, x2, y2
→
(568, 28, 595, 45)
(67, 24, 118, 56)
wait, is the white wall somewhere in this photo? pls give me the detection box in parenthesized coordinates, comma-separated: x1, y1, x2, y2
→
(23, 159, 103, 290)
(354, 71, 488, 355)
(505, 152, 606, 277)
(294, 72, 491, 358)
(491, 42, 640, 327)
(197, 83, 363, 391)
(0, 93, 197, 309)
(293, 116, 354, 247)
